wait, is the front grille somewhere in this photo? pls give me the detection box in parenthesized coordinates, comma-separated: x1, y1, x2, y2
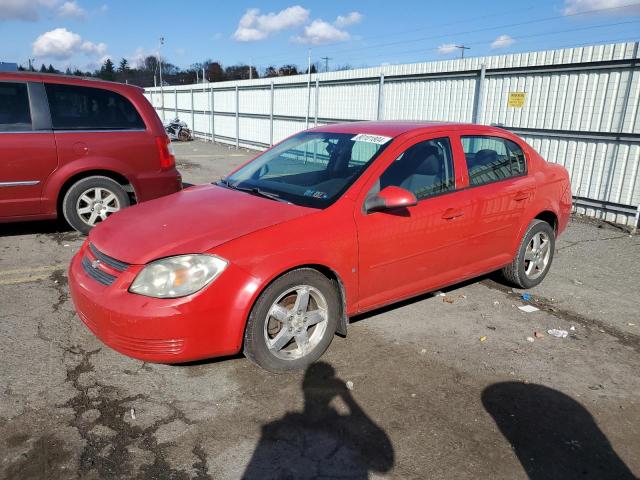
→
(82, 256, 116, 286)
(89, 243, 129, 272)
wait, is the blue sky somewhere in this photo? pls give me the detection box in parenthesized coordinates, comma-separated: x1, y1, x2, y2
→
(1, 0, 639, 72)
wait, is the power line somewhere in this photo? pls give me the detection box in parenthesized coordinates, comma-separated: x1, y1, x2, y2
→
(242, 2, 640, 67)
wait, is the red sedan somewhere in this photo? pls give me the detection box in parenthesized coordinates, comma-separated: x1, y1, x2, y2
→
(69, 122, 571, 372)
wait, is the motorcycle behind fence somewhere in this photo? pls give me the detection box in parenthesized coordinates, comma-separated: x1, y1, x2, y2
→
(165, 118, 193, 141)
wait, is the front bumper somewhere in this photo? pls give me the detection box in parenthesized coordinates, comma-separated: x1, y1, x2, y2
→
(132, 168, 182, 203)
(68, 244, 258, 363)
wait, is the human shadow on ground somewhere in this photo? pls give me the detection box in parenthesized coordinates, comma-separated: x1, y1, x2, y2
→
(482, 382, 637, 480)
(242, 362, 394, 480)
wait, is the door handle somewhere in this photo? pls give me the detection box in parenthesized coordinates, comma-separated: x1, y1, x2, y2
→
(442, 209, 464, 220)
(513, 191, 530, 201)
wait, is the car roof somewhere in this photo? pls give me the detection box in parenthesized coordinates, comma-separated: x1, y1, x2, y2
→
(0, 71, 144, 92)
(310, 120, 510, 138)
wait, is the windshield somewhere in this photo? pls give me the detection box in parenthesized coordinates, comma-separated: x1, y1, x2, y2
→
(222, 131, 392, 208)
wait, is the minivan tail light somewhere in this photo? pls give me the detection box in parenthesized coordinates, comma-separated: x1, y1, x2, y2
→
(155, 136, 176, 170)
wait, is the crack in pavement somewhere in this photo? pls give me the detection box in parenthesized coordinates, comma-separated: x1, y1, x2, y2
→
(62, 347, 212, 479)
(556, 234, 631, 252)
(481, 279, 640, 354)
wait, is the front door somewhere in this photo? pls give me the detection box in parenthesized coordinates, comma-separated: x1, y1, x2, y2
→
(0, 81, 57, 218)
(355, 134, 474, 311)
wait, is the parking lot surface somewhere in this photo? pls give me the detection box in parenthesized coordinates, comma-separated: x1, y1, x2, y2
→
(1, 140, 639, 479)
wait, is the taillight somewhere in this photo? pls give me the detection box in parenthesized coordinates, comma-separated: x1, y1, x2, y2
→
(155, 136, 175, 170)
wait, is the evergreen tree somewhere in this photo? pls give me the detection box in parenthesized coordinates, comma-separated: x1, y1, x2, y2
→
(98, 58, 116, 81)
(39, 64, 47, 73)
(118, 58, 129, 72)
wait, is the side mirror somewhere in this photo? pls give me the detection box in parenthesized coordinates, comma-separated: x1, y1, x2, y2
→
(365, 186, 418, 213)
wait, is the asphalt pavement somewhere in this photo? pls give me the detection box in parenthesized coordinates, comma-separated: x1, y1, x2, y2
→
(1, 140, 638, 480)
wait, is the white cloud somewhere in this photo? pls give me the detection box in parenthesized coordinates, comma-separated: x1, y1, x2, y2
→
(32, 28, 107, 59)
(563, 0, 640, 15)
(491, 34, 515, 49)
(58, 1, 86, 18)
(0, 0, 57, 21)
(437, 43, 459, 55)
(335, 11, 362, 27)
(234, 6, 309, 42)
(293, 19, 351, 45)
(127, 47, 155, 69)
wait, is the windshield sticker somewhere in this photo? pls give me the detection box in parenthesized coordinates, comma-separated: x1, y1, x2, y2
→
(351, 134, 392, 145)
(304, 190, 328, 199)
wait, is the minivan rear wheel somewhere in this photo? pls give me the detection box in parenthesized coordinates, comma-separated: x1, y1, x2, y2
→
(62, 176, 130, 234)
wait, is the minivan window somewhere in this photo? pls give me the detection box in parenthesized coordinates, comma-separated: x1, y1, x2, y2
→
(462, 136, 526, 186)
(45, 83, 145, 131)
(0, 82, 32, 132)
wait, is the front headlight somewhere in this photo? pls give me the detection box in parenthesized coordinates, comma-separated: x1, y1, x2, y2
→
(129, 254, 228, 298)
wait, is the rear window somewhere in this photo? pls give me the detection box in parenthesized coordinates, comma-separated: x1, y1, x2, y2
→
(45, 83, 145, 131)
(461, 136, 527, 186)
(0, 82, 32, 132)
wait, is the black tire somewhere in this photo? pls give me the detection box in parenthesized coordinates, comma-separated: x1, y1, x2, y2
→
(243, 268, 340, 373)
(502, 219, 555, 289)
(62, 176, 130, 235)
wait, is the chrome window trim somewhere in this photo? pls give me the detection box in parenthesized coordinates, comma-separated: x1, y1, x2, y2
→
(0, 181, 40, 187)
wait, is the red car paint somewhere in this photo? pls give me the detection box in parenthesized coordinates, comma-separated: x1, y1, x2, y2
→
(68, 122, 571, 363)
(0, 72, 181, 223)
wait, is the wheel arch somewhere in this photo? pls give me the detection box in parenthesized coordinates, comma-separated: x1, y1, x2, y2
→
(56, 170, 135, 217)
(534, 210, 558, 233)
(245, 263, 349, 342)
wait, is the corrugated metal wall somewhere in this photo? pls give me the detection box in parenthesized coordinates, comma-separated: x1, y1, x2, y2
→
(145, 42, 640, 227)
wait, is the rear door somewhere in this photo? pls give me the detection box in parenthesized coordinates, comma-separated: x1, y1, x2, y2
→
(459, 134, 534, 267)
(44, 83, 151, 182)
(0, 81, 58, 217)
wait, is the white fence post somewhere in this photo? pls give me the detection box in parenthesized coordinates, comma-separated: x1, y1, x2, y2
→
(269, 82, 274, 147)
(190, 87, 194, 135)
(235, 85, 239, 149)
(377, 73, 385, 120)
(473, 64, 486, 124)
(174, 88, 178, 119)
(314, 78, 319, 127)
(209, 86, 214, 143)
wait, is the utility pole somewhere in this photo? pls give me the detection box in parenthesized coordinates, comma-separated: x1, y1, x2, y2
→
(158, 36, 165, 121)
(455, 45, 470, 58)
(158, 37, 164, 86)
(321, 56, 331, 72)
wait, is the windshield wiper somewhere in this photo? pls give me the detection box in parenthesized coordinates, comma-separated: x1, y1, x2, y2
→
(217, 179, 291, 204)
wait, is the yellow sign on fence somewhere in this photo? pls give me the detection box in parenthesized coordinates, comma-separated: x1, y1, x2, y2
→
(508, 92, 527, 108)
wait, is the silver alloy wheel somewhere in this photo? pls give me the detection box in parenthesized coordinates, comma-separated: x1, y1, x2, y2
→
(524, 231, 551, 280)
(263, 285, 329, 361)
(76, 187, 121, 226)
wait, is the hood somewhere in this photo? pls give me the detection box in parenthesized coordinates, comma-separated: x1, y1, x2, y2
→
(89, 184, 315, 264)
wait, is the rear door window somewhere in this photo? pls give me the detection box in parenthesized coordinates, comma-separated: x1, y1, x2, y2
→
(461, 136, 527, 186)
(0, 82, 32, 132)
(45, 83, 145, 130)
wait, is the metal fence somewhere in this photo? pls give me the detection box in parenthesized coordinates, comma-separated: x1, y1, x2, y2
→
(145, 42, 640, 227)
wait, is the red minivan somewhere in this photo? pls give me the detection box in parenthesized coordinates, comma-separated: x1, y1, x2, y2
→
(0, 72, 181, 233)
